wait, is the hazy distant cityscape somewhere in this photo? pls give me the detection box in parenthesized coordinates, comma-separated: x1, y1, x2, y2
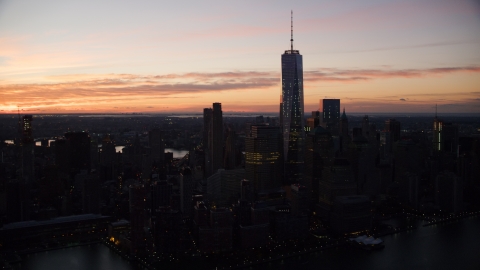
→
(1, 97, 479, 270)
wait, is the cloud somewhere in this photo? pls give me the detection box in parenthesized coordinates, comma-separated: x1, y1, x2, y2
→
(1, 66, 479, 113)
(340, 40, 480, 53)
(304, 66, 480, 82)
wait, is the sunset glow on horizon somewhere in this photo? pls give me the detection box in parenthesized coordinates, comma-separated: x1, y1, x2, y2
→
(1, 0, 480, 114)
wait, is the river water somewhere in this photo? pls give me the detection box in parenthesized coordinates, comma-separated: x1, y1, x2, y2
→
(113, 146, 188, 159)
(15, 217, 480, 270)
(271, 216, 480, 270)
(17, 244, 139, 270)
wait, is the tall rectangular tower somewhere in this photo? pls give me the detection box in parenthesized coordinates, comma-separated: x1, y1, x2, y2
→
(203, 108, 213, 176)
(280, 12, 305, 185)
(385, 119, 401, 142)
(21, 115, 35, 183)
(321, 99, 340, 127)
(204, 103, 223, 177)
(149, 128, 165, 164)
(245, 125, 282, 194)
(211, 103, 224, 174)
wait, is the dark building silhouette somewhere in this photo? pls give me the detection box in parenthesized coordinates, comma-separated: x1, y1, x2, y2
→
(280, 15, 305, 186)
(433, 115, 442, 151)
(207, 168, 245, 207)
(318, 158, 356, 216)
(54, 138, 70, 176)
(305, 126, 334, 201)
(99, 135, 116, 182)
(245, 125, 282, 195)
(290, 184, 308, 216)
(211, 103, 224, 173)
(224, 127, 237, 169)
(339, 108, 349, 153)
(153, 206, 182, 253)
(19, 115, 35, 220)
(385, 119, 401, 142)
(6, 181, 22, 222)
(306, 111, 320, 131)
(203, 103, 224, 176)
(330, 195, 371, 235)
(149, 128, 165, 164)
(240, 179, 253, 202)
(194, 203, 233, 253)
(435, 171, 463, 213)
(151, 180, 172, 212)
(237, 202, 269, 249)
(321, 99, 340, 130)
(255, 115, 264, 124)
(203, 108, 212, 176)
(180, 167, 193, 218)
(380, 130, 393, 156)
(58, 132, 91, 177)
(20, 115, 33, 142)
(78, 171, 100, 214)
(432, 106, 460, 152)
(129, 183, 146, 255)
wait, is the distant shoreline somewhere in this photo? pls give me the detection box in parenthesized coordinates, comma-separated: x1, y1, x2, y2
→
(1, 113, 480, 117)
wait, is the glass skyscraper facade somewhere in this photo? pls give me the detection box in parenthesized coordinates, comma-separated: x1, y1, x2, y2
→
(321, 99, 340, 125)
(280, 26, 305, 185)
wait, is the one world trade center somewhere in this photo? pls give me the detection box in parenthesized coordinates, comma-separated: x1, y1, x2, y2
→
(280, 11, 305, 185)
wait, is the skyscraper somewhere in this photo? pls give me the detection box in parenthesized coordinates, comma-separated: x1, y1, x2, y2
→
(433, 117, 458, 153)
(203, 103, 223, 177)
(305, 126, 335, 201)
(20, 115, 34, 183)
(64, 131, 91, 177)
(180, 167, 194, 217)
(203, 108, 213, 175)
(19, 115, 34, 221)
(245, 125, 283, 194)
(129, 183, 146, 255)
(21, 115, 33, 144)
(280, 11, 305, 185)
(385, 119, 401, 142)
(149, 128, 165, 164)
(224, 127, 237, 169)
(433, 115, 442, 151)
(211, 103, 223, 174)
(321, 99, 340, 128)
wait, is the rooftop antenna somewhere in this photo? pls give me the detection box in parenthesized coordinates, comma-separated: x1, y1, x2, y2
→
(290, 10, 294, 51)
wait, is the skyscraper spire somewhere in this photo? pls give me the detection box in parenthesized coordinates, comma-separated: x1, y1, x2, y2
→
(281, 10, 304, 185)
(290, 10, 294, 51)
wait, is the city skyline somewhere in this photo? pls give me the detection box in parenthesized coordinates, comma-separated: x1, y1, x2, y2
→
(1, 0, 480, 114)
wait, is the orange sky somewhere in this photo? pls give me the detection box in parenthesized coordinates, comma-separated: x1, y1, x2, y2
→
(1, 0, 480, 114)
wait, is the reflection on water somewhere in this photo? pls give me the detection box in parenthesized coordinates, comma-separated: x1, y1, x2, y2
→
(4, 140, 188, 159)
(264, 217, 480, 270)
(165, 148, 189, 159)
(16, 244, 139, 270)
(5, 140, 56, 147)
(16, 218, 480, 270)
(112, 147, 187, 159)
